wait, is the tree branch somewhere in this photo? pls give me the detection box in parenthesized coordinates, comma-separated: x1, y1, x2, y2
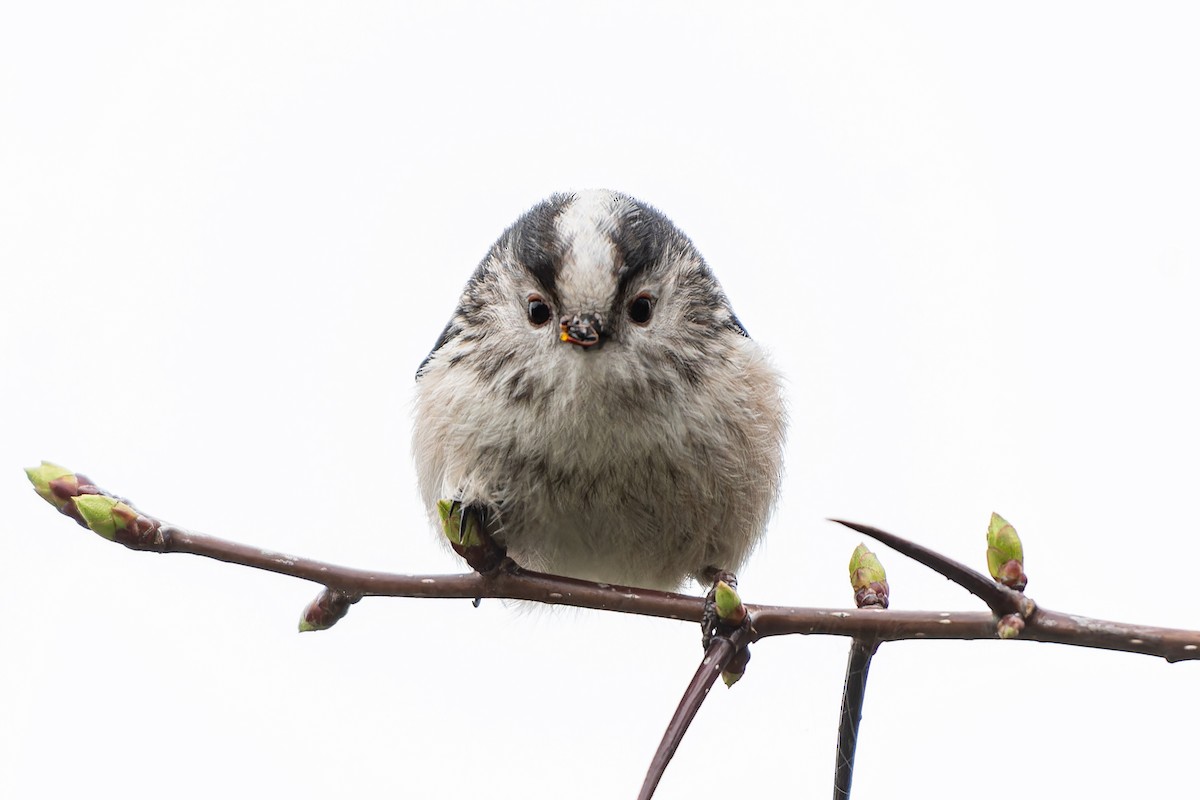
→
(638, 623, 754, 800)
(26, 463, 1200, 800)
(833, 637, 880, 800)
(26, 462, 1200, 665)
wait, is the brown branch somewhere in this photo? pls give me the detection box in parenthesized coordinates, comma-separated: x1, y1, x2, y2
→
(638, 624, 754, 800)
(833, 637, 880, 800)
(89, 518, 1200, 662)
(746, 606, 1200, 662)
(26, 464, 1200, 662)
(181, 523, 706, 618)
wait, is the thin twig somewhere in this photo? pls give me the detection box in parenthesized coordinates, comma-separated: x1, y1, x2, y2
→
(832, 637, 880, 800)
(638, 624, 754, 800)
(174, 524, 704, 621)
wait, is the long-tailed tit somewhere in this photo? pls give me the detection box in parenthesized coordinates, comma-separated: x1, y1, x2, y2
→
(414, 190, 785, 590)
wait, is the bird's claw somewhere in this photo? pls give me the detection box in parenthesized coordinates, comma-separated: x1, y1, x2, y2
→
(442, 499, 508, 575)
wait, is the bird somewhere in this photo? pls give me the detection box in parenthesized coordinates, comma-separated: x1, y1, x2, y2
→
(412, 189, 786, 592)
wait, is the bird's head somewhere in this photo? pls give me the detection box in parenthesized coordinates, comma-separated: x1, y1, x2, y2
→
(422, 190, 750, 401)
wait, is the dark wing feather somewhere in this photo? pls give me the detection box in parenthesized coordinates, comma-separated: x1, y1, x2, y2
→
(416, 320, 461, 380)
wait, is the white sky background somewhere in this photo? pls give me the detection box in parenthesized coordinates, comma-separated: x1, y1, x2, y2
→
(3, 3, 1199, 797)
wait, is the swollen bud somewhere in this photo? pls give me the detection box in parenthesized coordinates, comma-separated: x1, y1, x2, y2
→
(721, 645, 752, 688)
(25, 461, 76, 509)
(997, 613, 1025, 640)
(73, 494, 135, 541)
(713, 580, 747, 626)
(848, 543, 890, 609)
(299, 588, 358, 632)
(986, 512, 1028, 591)
(66, 492, 161, 548)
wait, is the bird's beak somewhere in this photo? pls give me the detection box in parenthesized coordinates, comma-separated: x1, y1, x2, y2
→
(559, 312, 606, 349)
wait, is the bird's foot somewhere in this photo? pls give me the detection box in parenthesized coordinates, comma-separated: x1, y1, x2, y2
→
(437, 499, 508, 575)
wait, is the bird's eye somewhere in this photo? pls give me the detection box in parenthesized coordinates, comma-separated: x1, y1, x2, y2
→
(628, 293, 654, 325)
(527, 295, 552, 326)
